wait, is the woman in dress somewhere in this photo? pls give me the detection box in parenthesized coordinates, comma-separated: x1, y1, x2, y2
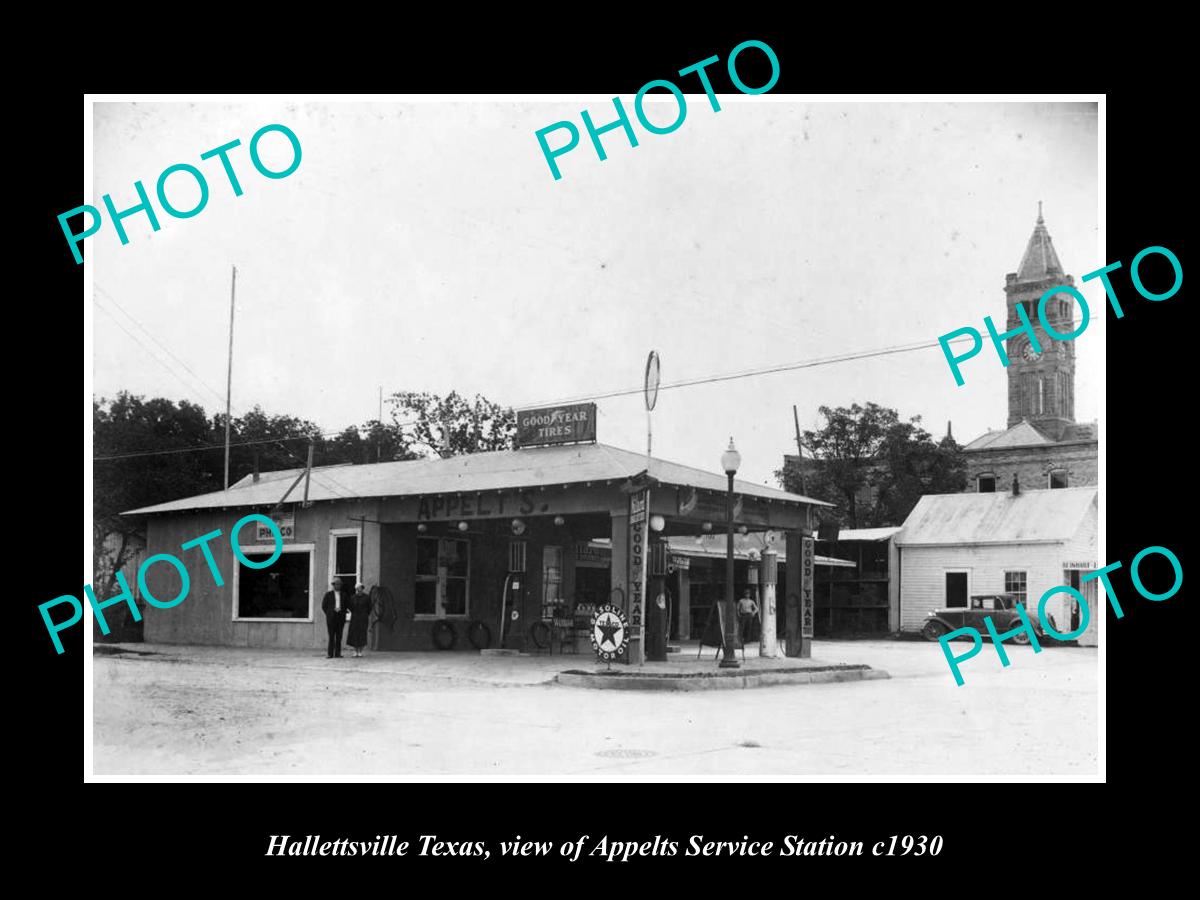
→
(346, 583, 372, 657)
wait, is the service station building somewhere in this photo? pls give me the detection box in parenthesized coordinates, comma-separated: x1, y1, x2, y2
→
(126, 429, 832, 662)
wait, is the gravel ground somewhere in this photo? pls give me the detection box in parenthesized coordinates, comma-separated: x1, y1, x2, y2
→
(92, 639, 1098, 777)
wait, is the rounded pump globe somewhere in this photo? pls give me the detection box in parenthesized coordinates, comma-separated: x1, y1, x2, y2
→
(721, 438, 741, 475)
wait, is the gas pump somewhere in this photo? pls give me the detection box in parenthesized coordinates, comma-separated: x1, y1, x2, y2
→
(646, 538, 670, 661)
(501, 539, 528, 650)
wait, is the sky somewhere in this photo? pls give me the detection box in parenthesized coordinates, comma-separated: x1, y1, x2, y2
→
(91, 98, 1099, 487)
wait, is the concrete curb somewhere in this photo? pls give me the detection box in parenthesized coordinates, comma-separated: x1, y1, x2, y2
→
(554, 665, 891, 691)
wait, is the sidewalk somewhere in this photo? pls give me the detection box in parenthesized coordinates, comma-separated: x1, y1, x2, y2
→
(96, 640, 889, 690)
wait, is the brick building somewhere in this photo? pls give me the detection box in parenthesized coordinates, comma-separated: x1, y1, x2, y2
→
(962, 206, 1098, 493)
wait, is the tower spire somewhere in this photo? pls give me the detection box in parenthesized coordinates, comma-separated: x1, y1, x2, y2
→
(1016, 204, 1062, 282)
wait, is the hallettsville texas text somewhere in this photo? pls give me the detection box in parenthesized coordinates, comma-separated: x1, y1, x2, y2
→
(265, 833, 943, 860)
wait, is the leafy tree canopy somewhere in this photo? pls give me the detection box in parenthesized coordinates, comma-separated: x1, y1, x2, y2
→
(775, 402, 966, 528)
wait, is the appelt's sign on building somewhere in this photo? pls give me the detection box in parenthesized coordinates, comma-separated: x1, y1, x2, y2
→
(515, 402, 597, 447)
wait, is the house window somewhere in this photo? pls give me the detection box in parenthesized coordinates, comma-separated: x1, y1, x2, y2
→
(234, 544, 314, 621)
(329, 528, 361, 588)
(1004, 571, 1027, 607)
(542, 545, 563, 617)
(1049, 469, 1068, 489)
(415, 536, 470, 618)
(977, 474, 996, 493)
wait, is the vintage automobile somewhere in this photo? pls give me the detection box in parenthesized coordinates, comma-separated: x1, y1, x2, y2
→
(921, 593, 1053, 644)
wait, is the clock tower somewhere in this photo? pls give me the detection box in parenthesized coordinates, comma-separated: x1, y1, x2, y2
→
(1004, 204, 1076, 440)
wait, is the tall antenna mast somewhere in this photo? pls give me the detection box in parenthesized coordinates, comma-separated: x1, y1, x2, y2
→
(792, 404, 807, 495)
(223, 265, 237, 490)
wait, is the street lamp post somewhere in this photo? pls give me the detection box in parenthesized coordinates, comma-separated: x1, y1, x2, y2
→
(719, 437, 742, 669)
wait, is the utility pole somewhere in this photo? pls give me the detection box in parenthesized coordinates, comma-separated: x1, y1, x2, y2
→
(223, 265, 237, 490)
(378, 386, 383, 462)
(302, 439, 315, 507)
(792, 404, 807, 495)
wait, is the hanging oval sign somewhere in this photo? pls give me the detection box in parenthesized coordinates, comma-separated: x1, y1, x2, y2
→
(644, 350, 660, 412)
(590, 603, 629, 661)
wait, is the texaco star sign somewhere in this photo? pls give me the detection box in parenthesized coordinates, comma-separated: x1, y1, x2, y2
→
(590, 603, 629, 662)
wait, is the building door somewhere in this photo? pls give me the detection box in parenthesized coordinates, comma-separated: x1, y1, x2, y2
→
(1066, 570, 1082, 632)
(945, 572, 968, 608)
(1062, 568, 1097, 643)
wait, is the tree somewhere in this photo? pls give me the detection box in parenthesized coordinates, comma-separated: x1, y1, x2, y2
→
(322, 419, 423, 465)
(871, 421, 967, 525)
(389, 391, 516, 457)
(775, 403, 966, 528)
(93, 393, 220, 639)
(222, 405, 323, 477)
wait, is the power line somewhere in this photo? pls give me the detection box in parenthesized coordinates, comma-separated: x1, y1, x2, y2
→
(511, 334, 985, 408)
(93, 418, 424, 462)
(95, 432, 325, 462)
(95, 284, 228, 406)
(94, 304, 216, 406)
(94, 331, 1101, 464)
(269, 438, 360, 501)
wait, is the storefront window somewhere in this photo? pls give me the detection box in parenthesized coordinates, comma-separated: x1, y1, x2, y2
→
(235, 546, 313, 620)
(415, 537, 470, 617)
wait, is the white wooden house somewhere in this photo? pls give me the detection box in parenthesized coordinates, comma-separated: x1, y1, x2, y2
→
(895, 486, 1098, 646)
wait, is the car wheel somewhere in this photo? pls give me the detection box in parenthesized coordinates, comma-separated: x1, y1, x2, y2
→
(922, 621, 949, 642)
(1011, 629, 1031, 646)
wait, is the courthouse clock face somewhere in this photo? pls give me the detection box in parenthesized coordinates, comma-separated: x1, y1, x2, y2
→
(1021, 341, 1042, 362)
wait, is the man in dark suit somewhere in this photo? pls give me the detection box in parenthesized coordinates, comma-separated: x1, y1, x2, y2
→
(322, 577, 348, 658)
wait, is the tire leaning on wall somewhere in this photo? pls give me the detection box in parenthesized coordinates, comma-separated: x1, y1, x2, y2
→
(432, 619, 457, 651)
(528, 620, 551, 650)
(467, 619, 491, 650)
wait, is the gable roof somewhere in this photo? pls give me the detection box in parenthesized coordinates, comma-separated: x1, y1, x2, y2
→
(895, 487, 1096, 547)
(123, 442, 833, 516)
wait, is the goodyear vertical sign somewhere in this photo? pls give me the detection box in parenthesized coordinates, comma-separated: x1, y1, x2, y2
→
(801, 534, 815, 640)
(628, 488, 649, 662)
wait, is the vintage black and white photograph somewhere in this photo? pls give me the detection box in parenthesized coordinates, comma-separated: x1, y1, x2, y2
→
(86, 95, 1101, 778)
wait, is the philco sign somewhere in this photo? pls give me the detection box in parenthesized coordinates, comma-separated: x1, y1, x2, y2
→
(515, 402, 597, 447)
(257, 511, 294, 542)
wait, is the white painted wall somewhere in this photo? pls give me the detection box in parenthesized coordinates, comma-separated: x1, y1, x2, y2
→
(900, 541, 1081, 635)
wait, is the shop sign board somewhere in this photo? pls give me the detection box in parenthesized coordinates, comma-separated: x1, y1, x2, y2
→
(515, 402, 597, 447)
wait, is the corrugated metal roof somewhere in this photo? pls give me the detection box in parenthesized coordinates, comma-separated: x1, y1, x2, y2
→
(665, 535, 854, 568)
(895, 487, 1096, 547)
(832, 526, 902, 542)
(123, 442, 833, 515)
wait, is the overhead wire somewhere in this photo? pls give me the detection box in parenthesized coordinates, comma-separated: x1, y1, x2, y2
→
(95, 284, 228, 407)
